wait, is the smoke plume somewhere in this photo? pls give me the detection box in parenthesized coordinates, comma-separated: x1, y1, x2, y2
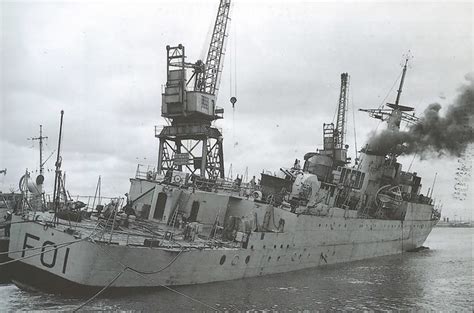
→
(368, 74, 474, 157)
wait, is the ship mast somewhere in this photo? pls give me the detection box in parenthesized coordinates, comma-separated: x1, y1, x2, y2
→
(28, 125, 48, 176)
(394, 57, 408, 107)
(52, 110, 64, 225)
(359, 56, 418, 131)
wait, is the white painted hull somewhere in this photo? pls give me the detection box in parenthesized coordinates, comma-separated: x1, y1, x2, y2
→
(8, 211, 436, 288)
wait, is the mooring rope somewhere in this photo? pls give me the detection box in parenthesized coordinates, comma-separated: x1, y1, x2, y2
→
(134, 270, 221, 312)
(0, 218, 103, 259)
(74, 243, 219, 312)
(72, 267, 128, 312)
(0, 216, 220, 312)
(0, 237, 83, 257)
(0, 237, 86, 266)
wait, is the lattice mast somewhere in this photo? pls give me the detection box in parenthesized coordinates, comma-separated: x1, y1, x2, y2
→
(334, 73, 349, 149)
(157, 0, 231, 180)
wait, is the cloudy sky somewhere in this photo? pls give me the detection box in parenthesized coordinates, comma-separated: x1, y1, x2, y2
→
(1, 0, 472, 220)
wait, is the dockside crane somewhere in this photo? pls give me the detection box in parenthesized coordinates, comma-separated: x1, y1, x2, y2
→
(157, 0, 231, 180)
(321, 73, 350, 166)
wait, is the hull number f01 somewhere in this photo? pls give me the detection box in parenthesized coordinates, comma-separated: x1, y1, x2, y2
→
(21, 232, 70, 274)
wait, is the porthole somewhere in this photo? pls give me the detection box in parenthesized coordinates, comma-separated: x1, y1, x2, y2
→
(319, 224, 321, 227)
(220, 255, 226, 265)
(277, 256, 281, 261)
(268, 256, 271, 262)
(280, 244, 283, 249)
(274, 245, 277, 249)
(245, 255, 250, 264)
(299, 254, 302, 259)
(286, 244, 290, 249)
(263, 245, 266, 249)
(251, 245, 254, 250)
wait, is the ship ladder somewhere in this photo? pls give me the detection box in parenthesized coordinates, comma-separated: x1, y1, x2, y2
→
(162, 144, 172, 172)
(169, 204, 180, 228)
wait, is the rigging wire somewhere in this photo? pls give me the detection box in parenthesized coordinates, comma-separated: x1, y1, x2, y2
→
(351, 84, 358, 163)
(378, 70, 403, 109)
(372, 70, 404, 134)
(407, 153, 417, 172)
(331, 91, 339, 125)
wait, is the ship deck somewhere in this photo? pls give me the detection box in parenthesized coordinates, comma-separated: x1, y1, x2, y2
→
(26, 211, 241, 251)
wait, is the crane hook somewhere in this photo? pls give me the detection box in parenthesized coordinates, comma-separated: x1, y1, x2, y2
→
(230, 96, 237, 109)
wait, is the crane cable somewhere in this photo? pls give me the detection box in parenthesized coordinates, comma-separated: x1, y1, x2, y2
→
(229, 21, 238, 150)
(351, 84, 358, 163)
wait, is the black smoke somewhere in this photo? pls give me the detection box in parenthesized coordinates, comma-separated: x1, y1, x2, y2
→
(367, 74, 474, 157)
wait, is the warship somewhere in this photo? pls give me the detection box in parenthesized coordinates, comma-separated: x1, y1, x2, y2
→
(6, 0, 440, 292)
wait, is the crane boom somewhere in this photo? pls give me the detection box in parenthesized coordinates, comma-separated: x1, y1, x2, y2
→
(195, 0, 231, 96)
(334, 73, 349, 149)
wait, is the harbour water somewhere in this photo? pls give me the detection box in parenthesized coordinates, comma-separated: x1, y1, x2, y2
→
(0, 227, 472, 311)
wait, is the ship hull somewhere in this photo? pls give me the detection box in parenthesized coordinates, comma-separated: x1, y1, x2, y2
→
(0, 236, 12, 283)
(8, 212, 436, 290)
